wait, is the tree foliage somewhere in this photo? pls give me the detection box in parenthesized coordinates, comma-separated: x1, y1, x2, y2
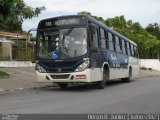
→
(78, 11, 160, 59)
(146, 23, 160, 40)
(0, 0, 45, 32)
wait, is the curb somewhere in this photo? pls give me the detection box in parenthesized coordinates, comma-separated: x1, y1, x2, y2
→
(0, 87, 34, 95)
(0, 85, 54, 95)
(0, 61, 35, 67)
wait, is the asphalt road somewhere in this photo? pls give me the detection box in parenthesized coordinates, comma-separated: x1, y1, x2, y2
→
(0, 76, 160, 114)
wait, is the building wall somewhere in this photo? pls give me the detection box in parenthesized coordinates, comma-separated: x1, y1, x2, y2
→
(139, 59, 160, 71)
(0, 42, 12, 60)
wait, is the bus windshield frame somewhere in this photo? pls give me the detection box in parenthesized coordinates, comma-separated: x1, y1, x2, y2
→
(37, 26, 88, 60)
(36, 16, 89, 60)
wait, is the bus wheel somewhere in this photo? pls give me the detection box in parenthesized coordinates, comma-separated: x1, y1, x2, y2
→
(58, 83, 68, 89)
(96, 69, 108, 89)
(121, 68, 132, 83)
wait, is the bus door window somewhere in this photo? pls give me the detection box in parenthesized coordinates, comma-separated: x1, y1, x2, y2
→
(90, 24, 99, 51)
(90, 24, 101, 67)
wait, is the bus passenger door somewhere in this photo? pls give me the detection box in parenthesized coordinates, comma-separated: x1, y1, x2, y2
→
(89, 24, 102, 82)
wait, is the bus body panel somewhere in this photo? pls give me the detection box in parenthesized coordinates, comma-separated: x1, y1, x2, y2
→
(90, 68, 102, 82)
(98, 49, 132, 80)
(36, 68, 106, 83)
(36, 69, 91, 83)
(128, 56, 139, 77)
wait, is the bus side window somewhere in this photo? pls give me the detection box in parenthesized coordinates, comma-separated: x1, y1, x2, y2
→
(119, 38, 123, 53)
(134, 46, 138, 58)
(90, 25, 99, 50)
(121, 39, 126, 54)
(112, 34, 116, 51)
(130, 44, 134, 57)
(108, 32, 114, 51)
(100, 28, 106, 49)
(126, 42, 131, 56)
(105, 30, 109, 49)
(115, 36, 121, 53)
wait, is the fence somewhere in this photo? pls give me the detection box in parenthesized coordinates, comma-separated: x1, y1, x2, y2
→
(0, 44, 34, 61)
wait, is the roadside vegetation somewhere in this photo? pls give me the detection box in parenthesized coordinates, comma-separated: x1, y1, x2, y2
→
(0, 70, 9, 78)
(0, 0, 45, 32)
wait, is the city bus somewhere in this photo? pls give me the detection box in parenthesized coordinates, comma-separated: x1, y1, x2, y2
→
(32, 15, 139, 89)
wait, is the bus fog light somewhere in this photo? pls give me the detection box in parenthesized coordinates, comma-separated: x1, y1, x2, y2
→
(76, 75, 86, 79)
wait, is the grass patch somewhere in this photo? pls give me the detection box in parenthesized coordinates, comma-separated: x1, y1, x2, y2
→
(0, 70, 9, 78)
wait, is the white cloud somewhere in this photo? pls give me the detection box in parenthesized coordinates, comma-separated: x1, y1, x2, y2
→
(23, 0, 160, 31)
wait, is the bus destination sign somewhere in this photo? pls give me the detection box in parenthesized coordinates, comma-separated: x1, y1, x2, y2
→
(55, 19, 80, 26)
(40, 17, 86, 28)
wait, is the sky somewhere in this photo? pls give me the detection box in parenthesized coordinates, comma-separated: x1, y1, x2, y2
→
(23, 0, 160, 31)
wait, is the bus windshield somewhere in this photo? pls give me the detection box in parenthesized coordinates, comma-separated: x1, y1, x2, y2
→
(38, 27, 87, 59)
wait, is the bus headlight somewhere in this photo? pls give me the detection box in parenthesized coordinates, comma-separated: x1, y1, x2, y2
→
(36, 64, 47, 73)
(75, 60, 90, 72)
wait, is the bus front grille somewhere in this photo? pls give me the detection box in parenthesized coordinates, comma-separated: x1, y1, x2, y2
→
(50, 74, 70, 79)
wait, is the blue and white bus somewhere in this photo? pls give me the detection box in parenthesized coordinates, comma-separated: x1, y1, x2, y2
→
(33, 15, 139, 89)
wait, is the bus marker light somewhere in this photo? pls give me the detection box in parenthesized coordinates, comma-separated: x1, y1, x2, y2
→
(76, 75, 86, 79)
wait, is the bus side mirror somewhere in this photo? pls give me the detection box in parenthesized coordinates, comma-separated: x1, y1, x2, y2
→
(27, 28, 37, 63)
(28, 34, 31, 42)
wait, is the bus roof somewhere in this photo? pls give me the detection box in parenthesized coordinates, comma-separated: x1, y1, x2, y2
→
(39, 15, 137, 46)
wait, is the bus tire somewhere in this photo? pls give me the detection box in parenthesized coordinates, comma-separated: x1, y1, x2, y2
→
(58, 83, 68, 89)
(121, 67, 132, 83)
(96, 69, 108, 89)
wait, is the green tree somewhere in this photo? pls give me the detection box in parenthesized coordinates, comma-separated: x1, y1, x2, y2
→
(77, 11, 160, 59)
(104, 16, 127, 29)
(78, 11, 91, 16)
(144, 23, 160, 58)
(78, 11, 104, 23)
(0, 0, 45, 32)
(146, 23, 160, 40)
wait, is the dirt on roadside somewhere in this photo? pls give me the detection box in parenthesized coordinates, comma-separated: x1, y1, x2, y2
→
(138, 69, 160, 78)
(0, 67, 52, 92)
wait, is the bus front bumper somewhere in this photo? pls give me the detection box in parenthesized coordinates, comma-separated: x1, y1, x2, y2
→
(36, 69, 91, 83)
